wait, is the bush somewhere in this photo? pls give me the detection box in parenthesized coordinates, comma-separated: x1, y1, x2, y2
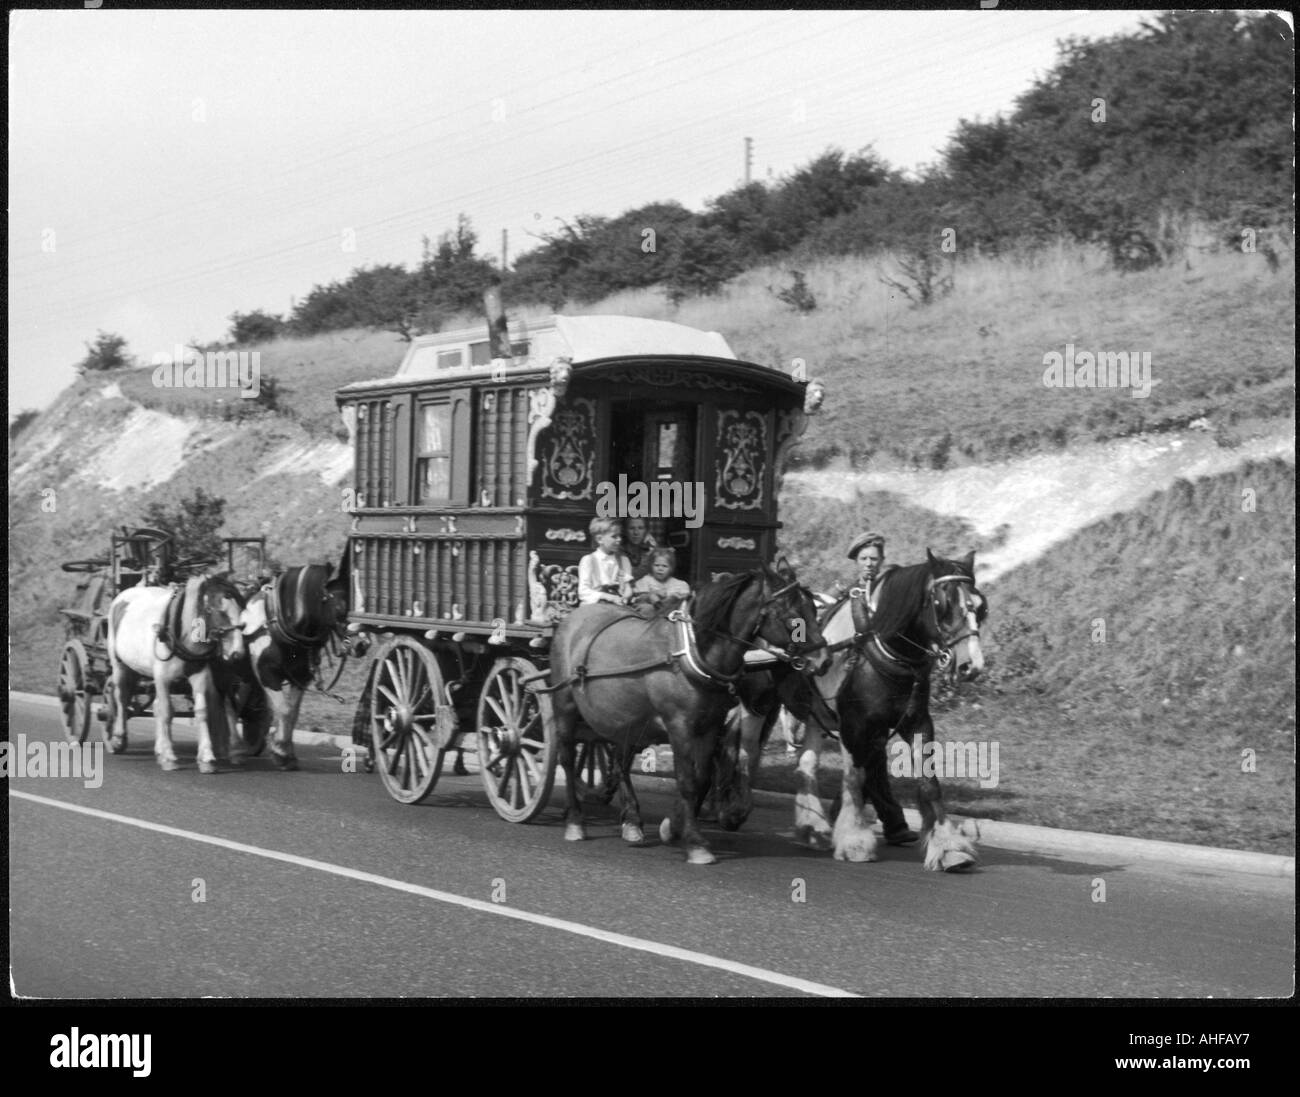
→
(77, 331, 132, 374)
(771, 270, 817, 313)
(140, 488, 226, 560)
(229, 309, 285, 346)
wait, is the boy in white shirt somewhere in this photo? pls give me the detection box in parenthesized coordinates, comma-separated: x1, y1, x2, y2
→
(577, 517, 634, 606)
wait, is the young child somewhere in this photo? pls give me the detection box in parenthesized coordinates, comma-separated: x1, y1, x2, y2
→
(631, 546, 691, 610)
(577, 517, 634, 606)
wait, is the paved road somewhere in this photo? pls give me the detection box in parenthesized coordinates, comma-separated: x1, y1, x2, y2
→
(8, 697, 1293, 999)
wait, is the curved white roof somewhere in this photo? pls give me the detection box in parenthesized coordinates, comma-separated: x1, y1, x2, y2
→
(394, 314, 736, 380)
(552, 315, 736, 362)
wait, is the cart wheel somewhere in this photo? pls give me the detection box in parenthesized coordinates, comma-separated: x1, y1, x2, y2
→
(58, 640, 92, 744)
(369, 636, 446, 804)
(476, 656, 556, 823)
(575, 737, 621, 805)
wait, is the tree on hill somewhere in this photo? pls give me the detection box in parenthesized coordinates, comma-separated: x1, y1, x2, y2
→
(140, 487, 226, 561)
(228, 309, 285, 346)
(940, 10, 1293, 262)
(418, 214, 500, 320)
(76, 331, 132, 374)
(664, 224, 743, 304)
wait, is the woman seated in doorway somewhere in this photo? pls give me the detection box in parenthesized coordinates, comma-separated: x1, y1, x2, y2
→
(577, 516, 635, 606)
(624, 516, 658, 578)
(631, 546, 691, 613)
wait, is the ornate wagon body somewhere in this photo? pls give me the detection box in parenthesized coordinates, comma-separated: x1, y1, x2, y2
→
(337, 314, 822, 819)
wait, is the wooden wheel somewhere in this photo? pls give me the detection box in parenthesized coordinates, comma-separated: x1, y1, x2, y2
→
(476, 656, 556, 823)
(58, 640, 92, 744)
(575, 737, 621, 805)
(369, 636, 447, 805)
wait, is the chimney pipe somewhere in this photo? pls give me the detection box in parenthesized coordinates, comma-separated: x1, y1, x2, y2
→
(483, 278, 510, 360)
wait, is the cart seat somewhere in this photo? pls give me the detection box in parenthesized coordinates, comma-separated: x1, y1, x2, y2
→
(59, 575, 107, 623)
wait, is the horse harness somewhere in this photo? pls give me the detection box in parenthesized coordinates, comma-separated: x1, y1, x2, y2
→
(244, 567, 348, 692)
(154, 578, 241, 663)
(821, 570, 984, 739)
(545, 575, 816, 695)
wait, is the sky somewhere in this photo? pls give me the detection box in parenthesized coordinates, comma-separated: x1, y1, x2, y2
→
(7, 8, 1157, 419)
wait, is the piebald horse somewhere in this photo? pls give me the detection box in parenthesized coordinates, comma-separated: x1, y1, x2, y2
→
(239, 559, 350, 770)
(106, 576, 248, 772)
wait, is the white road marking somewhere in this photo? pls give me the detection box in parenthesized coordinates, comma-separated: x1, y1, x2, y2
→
(11, 788, 860, 998)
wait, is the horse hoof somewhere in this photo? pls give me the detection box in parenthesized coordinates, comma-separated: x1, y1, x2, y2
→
(157, 756, 179, 772)
(564, 823, 587, 842)
(110, 736, 128, 755)
(198, 759, 218, 775)
(273, 755, 299, 772)
(833, 839, 879, 863)
(453, 758, 469, 777)
(659, 817, 674, 844)
(686, 847, 717, 866)
(621, 823, 645, 845)
(940, 852, 977, 873)
(795, 826, 832, 851)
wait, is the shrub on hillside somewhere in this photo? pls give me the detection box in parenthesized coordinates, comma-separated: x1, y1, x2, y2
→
(140, 487, 226, 561)
(770, 270, 817, 313)
(664, 225, 743, 305)
(76, 331, 132, 374)
(229, 309, 285, 346)
(10, 409, 39, 441)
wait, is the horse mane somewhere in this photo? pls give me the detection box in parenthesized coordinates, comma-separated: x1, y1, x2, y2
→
(867, 562, 932, 641)
(692, 571, 758, 638)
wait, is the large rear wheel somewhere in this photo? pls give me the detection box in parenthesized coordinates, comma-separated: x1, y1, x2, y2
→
(476, 657, 556, 823)
(369, 636, 448, 805)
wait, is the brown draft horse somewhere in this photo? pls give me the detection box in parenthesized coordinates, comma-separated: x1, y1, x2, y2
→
(804, 549, 988, 870)
(549, 559, 828, 865)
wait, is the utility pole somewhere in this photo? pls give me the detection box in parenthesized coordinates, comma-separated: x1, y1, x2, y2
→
(744, 137, 753, 185)
(501, 228, 508, 271)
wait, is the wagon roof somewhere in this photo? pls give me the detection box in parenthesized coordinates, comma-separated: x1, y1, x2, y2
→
(337, 314, 806, 397)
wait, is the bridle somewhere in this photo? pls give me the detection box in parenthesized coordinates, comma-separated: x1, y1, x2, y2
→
(699, 572, 827, 672)
(857, 571, 984, 669)
(920, 572, 984, 667)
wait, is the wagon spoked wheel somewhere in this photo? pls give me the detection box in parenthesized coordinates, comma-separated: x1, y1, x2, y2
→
(58, 640, 92, 745)
(476, 656, 557, 823)
(575, 737, 621, 805)
(369, 637, 446, 805)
